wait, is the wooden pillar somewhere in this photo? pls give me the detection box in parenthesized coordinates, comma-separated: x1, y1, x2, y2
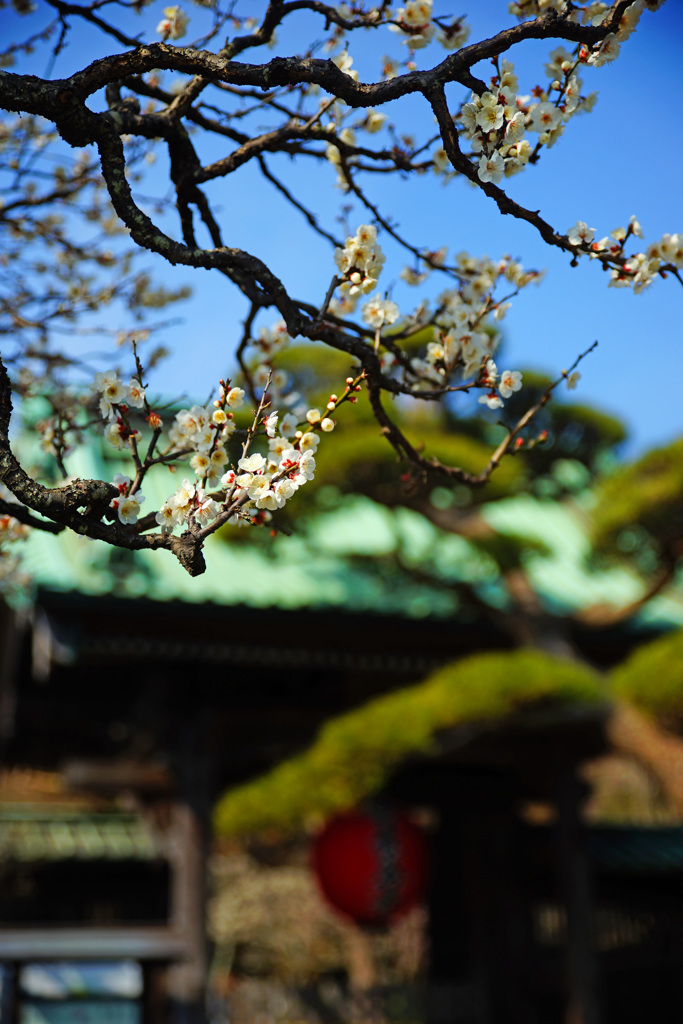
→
(0, 600, 24, 746)
(555, 769, 600, 1024)
(165, 802, 208, 1024)
(425, 799, 470, 1024)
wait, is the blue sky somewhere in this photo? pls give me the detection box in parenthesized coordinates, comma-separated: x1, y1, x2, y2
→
(4, 0, 682, 456)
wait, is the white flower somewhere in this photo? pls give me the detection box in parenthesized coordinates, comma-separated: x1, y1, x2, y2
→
(365, 110, 387, 133)
(190, 452, 211, 476)
(400, 266, 429, 286)
(226, 386, 245, 408)
(528, 101, 562, 134)
(391, 0, 435, 47)
(104, 422, 126, 450)
(245, 475, 271, 501)
(238, 453, 266, 473)
(174, 478, 196, 507)
(95, 372, 127, 419)
(271, 368, 288, 392)
(498, 370, 523, 398)
(279, 412, 299, 437)
(273, 477, 296, 506)
(483, 358, 498, 385)
(155, 503, 175, 533)
(194, 425, 214, 452)
(567, 221, 595, 246)
(210, 447, 227, 469)
(566, 371, 581, 390)
(332, 49, 359, 81)
(264, 411, 279, 437)
(112, 473, 131, 494)
(112, 492, 144, 525)
(156, 5, 189, 40)
(268, 436, 290, 460)
(195, 493, 220, 527)
(296, 450, 316, 481)
(255, 490, 279, 511)
(588, 33, 620, 66)
(629, 214, 643, 239)
(361, 293, 400, 328)
(251, 365, 271, 389)
(437, 18, 469, 50)
(320, 418, 335, 432)
(504, 112, 525, 145)
(126, 378, 146, 408)
(476, 96, 505, 132)
(299, 432, 320, 453)
(461, 101, 480, 135)
(478, 151, 505, 185)
(334, 225, 385, 296)
(478, 391, 504, 410)
(94, 370, 121, 394)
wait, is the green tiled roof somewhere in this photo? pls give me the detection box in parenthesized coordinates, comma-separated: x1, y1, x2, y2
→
(589, 827, 683, 872)
(0, 809, 160, 861)
(14, 437, 683, 627)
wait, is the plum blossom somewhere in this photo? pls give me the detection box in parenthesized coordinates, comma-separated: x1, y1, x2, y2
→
(504, 112, 525, 145)
(588, 33, 620, 66)
(264, 411, 279, 438)
(528, 102, 562, 134)
(110, 484, 145, 525)
(279, 412, 299, 437)
(476, 95, 505, 132)
(499, 370, 523, 398)
(361, 294, 400, 328)
(437, 18, 469, 50)
(567, 221, 595, 246)
(390, 0, 435, 48)
(195, 491, 220, 527)
(94, 371, 127, 420)
(478, 391, 504, 410)
(334, 224, 386, 297)
(365, 110, 387, 133)
(174, 478, 196, 509)
(125, 379, 146, 408)
(273, 477, 296, 507)
(292, 450, 316, 484)
(238, 453, 267, 474)
(299, 432, 320, 453)
(156, 5, 189, 40)
(105, 422, 127, 450)
(332, 50, 359, 81)
(225, 387, 245, 408)
(478, 151, 505, 185)
(190, 452, 210, 476)
(155, 503, 175, 533)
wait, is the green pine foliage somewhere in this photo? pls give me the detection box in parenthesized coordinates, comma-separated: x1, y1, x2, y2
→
(610, 628, 683, 719)
(592, 439, 683, 558)
(213, 649, 603, 837)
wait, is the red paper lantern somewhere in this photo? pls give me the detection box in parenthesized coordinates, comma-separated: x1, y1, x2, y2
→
(311, 807, 429, 926)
